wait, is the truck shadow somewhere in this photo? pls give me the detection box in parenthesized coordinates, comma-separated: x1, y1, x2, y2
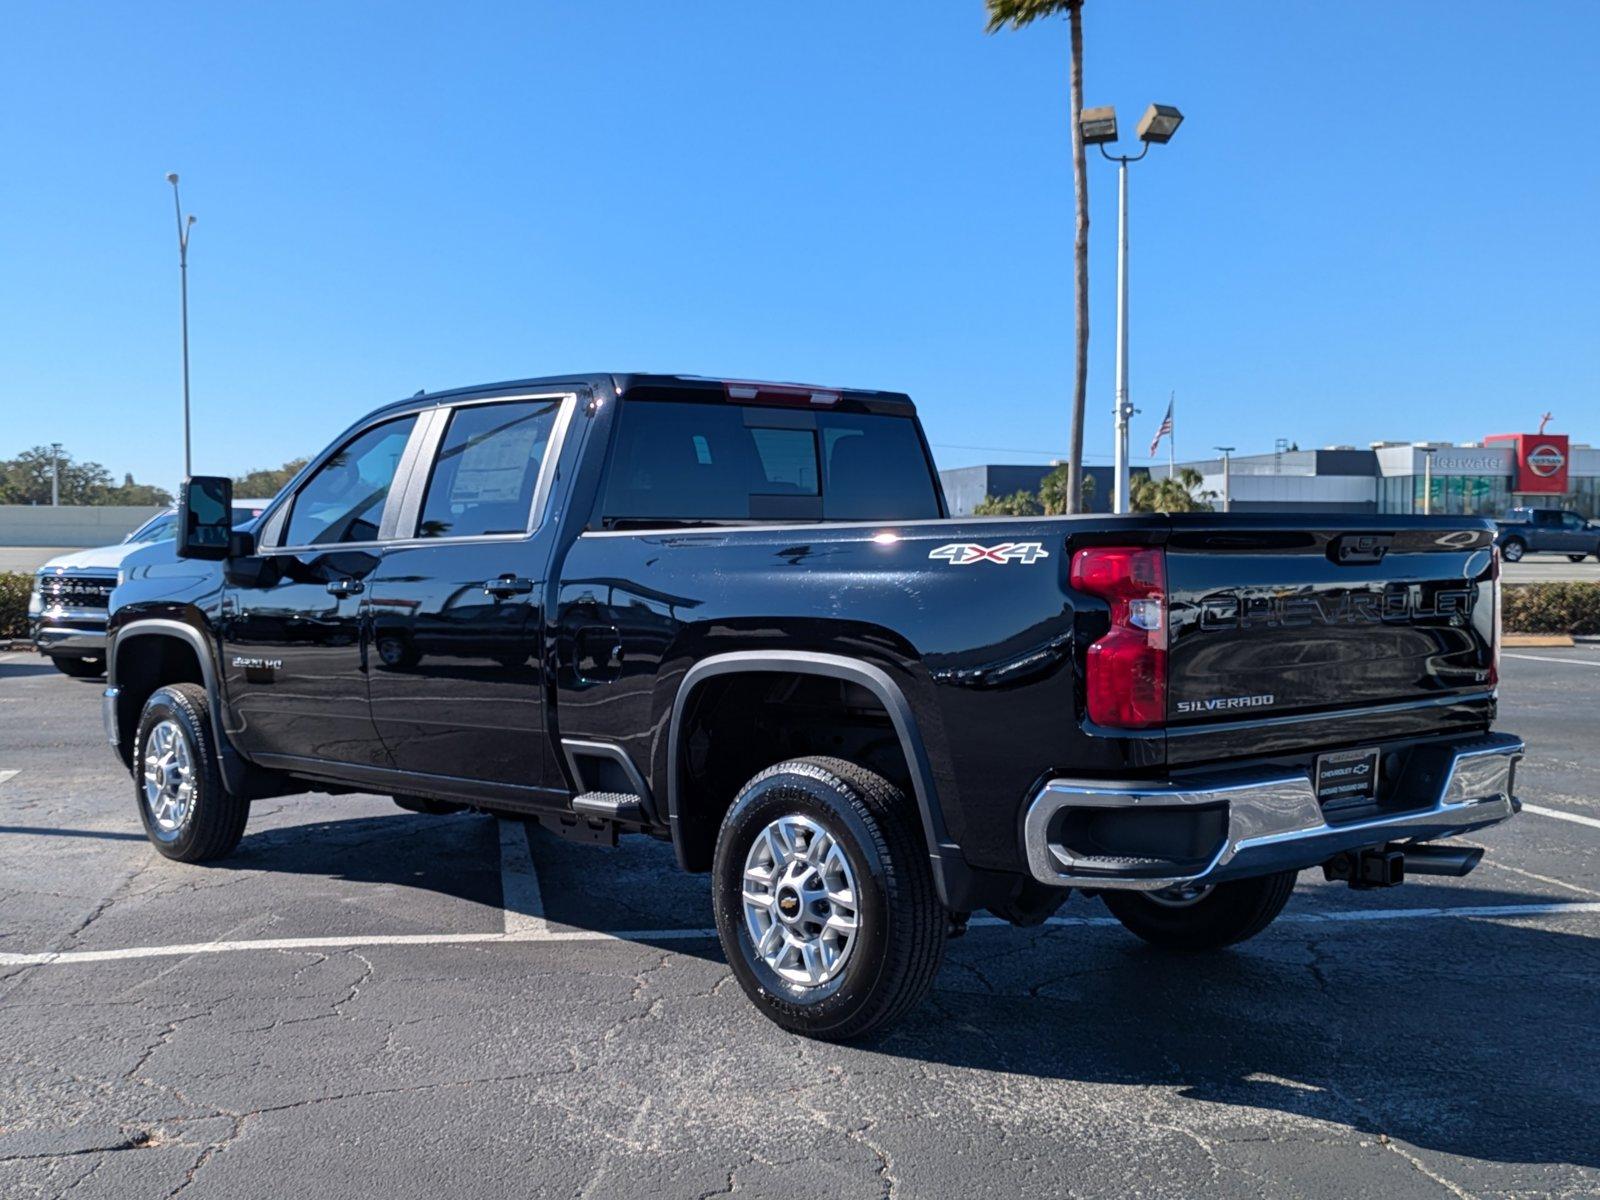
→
(0, 660, 65, 680)
(231, 809, 721, 943)
(901, 881, 1600, 1171)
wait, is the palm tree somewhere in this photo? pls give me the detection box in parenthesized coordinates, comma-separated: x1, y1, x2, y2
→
(986, 0, 1090, 514)
(1130, 466, 1215, 513)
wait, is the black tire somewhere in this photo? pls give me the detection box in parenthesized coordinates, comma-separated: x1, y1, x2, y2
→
(712, 757, 946, 1041)
(1500, 538, 1525, 563)
(393, 795, 466, 815)
(133, 683, 249, 862)
(51, 655, 105, 678)
(1568, 554, 1586, 563)
(1103, 871, 1297, 951)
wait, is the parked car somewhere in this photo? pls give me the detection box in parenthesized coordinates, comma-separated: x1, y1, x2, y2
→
(28, 500, 270, 677)
(1493, 507, 1600, 563)
(104, 373, 1521, 1039)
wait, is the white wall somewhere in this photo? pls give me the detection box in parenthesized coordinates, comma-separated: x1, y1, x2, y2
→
(1374, 444, 1514, 477)
(1200, 474, 1376, 505)
(0, 505, 165, 547)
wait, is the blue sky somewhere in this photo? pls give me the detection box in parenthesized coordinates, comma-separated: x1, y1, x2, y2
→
(3, 1, 1597, 490)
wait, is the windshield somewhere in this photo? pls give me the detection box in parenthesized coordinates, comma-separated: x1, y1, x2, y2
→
(125, 513, 178, 544)
(123, 505, 268, 545)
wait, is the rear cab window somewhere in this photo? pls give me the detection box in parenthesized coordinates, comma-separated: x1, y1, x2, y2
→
(597, 398, 943, 529)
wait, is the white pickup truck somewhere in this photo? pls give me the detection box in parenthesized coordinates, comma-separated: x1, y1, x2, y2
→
(28, 500, 269, 677)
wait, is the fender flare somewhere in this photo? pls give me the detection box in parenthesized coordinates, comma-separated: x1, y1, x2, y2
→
(664, 650, 966, 907)
(110, 618, 247, 794)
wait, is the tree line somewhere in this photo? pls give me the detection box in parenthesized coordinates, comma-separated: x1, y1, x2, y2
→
(0, 446, 311, 507)
(974, 465, 1213, 515)
(0, 447, 173, 506)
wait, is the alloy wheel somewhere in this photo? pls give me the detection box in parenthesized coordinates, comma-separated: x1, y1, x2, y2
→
(142, 718, 195, 836)
(741, 814, 860, 987)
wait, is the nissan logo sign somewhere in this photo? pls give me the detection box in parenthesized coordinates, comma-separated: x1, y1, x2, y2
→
(1527, 444, 1566, 476)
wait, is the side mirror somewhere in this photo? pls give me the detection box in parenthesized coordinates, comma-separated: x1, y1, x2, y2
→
(177, 476, 233, 560)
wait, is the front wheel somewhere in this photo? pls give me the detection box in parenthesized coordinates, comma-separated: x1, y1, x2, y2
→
(1103, 871, 1297, 951)
(1568, 554, 1587, 563)
(1500, 538, 1525, 563)
(134, 683, 249, 862)
(712, 757, 946, 1041)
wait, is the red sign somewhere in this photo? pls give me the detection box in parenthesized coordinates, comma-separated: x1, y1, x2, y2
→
(1485, 432, 1569, 494)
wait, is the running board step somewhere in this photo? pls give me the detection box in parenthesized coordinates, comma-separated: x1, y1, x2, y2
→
(570, 792, 644, 822)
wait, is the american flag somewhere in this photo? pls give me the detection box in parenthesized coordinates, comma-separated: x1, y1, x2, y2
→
(1149, 398, 1174, 457)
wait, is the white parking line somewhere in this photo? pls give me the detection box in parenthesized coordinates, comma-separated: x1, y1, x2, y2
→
(1, 901, 1597, 969)
(0, 770, 18, 786)
(1523, 803, 1600, 831)
(1504, 652, 1600, 667)
(498, 818, 547, 937)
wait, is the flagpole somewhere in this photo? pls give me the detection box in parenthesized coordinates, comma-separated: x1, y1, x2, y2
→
(1169, 390, 1175, 475)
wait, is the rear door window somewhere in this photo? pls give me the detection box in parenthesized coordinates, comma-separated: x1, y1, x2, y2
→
(415, 399, 563, 538)
(599, 401, 940, 527)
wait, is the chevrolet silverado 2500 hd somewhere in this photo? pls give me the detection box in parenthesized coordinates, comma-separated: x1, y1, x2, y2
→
(104, 373, 1523, 1039)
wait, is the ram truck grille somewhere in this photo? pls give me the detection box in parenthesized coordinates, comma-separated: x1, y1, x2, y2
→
(38, 573, 115, 610)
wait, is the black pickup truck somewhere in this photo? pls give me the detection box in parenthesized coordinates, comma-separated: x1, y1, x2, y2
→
(105, 373, 1523, 1039)
(1493, 507, 1600, 563)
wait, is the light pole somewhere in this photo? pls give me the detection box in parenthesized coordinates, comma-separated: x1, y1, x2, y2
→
(1214, 446, 1235, 513)
(50, 442, 62, 506)
(1081, 104, 1184, 514)
(166, 173, 196, 479)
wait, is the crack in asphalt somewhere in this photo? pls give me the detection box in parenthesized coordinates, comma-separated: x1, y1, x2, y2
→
(0, 1129, 154, 1164)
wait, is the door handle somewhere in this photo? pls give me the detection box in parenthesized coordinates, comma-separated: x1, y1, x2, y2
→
(326, 578, 365, 597)
(483, 575, 534, 598)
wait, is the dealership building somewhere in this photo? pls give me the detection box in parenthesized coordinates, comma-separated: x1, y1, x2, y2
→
(941, 428, 1599, 518)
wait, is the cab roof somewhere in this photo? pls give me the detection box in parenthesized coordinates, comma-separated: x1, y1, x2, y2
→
(371, 373, 917, 418)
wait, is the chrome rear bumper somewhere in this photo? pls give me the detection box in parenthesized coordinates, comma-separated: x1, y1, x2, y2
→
(1023, 733, 1523, 891)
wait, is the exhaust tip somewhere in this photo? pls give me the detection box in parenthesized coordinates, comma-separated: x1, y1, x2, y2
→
(1398, 843, 1484, 878)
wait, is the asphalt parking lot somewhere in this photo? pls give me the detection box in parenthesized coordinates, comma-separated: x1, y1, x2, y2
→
(1, 650, 1597, 1199)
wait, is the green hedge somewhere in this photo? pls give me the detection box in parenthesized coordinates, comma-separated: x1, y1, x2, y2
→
(0, 571, 32, 639)
(1503, 582, 1600, 636)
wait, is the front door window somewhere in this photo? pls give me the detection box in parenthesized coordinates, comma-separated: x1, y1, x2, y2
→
(283, 416, 417, 547)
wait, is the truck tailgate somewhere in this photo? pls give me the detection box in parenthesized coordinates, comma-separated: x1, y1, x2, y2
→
(1163, 519, 1498, 763)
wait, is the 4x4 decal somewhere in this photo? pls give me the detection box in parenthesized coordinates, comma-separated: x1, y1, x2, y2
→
(929, 542, 1051, 565)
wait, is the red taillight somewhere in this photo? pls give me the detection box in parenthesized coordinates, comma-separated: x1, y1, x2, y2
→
(1070, 545, 1167, 728)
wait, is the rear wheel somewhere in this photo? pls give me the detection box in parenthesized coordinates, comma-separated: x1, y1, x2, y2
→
(1568, 554, 1587, 563)
(51, 655, 104, 678)
(1500, 538, 1525, 563)
(134, 683, 249, 862)
(712, 757, 946, 1041)
(1103, 871, 1297, 951)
